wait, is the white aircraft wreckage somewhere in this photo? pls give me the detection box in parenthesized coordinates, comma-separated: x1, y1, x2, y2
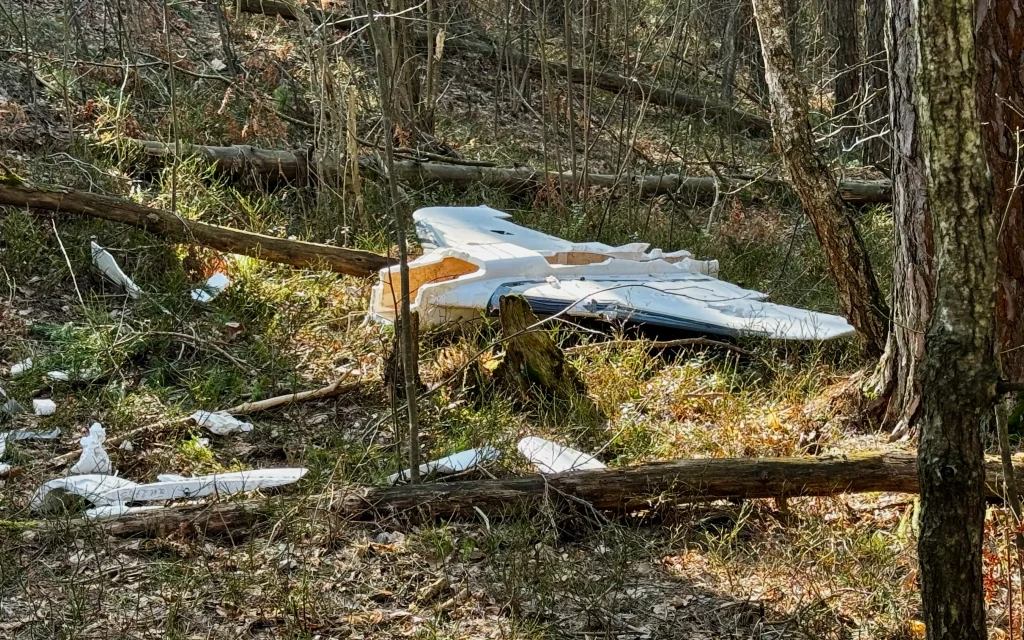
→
(370, 206, 854, 341)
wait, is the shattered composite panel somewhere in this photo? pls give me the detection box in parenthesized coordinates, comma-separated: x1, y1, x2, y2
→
(370, 206, 855, 340)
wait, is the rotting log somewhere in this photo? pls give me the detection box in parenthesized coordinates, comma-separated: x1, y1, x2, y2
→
(58, 452, 1024, 538)
(132, 140, 892, 204)
(236, 2, 769, 134)
(0, 183, 392, 277)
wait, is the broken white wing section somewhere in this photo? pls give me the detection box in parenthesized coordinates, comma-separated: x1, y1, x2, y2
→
(370, 241, 854, 340)
(388, 446, 501, 484)
(517, 437, 606, 474)
(95, 468, 308, 505)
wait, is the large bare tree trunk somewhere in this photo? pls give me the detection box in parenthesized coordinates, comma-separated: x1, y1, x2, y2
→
(874, 0, 933, 440)
(976, 0, 1024, 382)
(913, 0, 997, 637)
(752, 0, 890, 356)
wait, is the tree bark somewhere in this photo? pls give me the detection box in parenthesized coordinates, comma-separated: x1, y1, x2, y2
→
(56, 452, 1024, 538)
(913, 0, 997, 637)
(752, 0, 890, 356)
(873, 0, 933, 440)
(976, 0, 1024, 382)
(496, 294, 585, 399)
(831, 0, 860, 148)
(861, 0, 888, 167)
(0, 183, 392, 277)
(131, 140, 893, 203)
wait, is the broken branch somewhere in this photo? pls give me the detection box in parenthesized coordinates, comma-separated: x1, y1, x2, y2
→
(54, 452, 1024, 537)
(0, 183, 393, 277)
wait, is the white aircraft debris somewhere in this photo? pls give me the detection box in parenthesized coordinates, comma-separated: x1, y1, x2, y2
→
(0, 427, 61, 458)
(91, 241, 142, 298)
(370, 206, 855, 341)
(517, 436, 606, 474)
(191, 410, 253, 436)
(9, 358, 33, 377)
(31, 474, 138, 513)
(69, 423, 112, 475)
(32, 468, 309, 515)
(190, 272, 230, 303)
(32, 399, 56, 416)
(96, 468, 308, 505)
(388, 446, 501, 484)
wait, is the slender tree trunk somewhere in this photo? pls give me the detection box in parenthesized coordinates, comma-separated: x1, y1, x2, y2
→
(752, 0, 890, 356)
(831, 0, 859, 148)
(861, 0, 888, 167)
(913, 0, 996, 638)
(720, 0, 743, 103)
(976, 0, 1024, 382)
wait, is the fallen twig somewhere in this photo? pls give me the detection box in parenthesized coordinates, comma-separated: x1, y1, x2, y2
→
(222, 370, 363, 414)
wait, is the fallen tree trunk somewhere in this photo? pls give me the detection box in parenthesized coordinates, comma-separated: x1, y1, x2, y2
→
(236, 2, 769, 134)
(66, 452, 1024, 538)
(132, 140, 892, 204)
(0, 183, 392, 277)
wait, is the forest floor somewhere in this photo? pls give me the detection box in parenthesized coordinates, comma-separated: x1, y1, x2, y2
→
(0, 1, 1017, 639)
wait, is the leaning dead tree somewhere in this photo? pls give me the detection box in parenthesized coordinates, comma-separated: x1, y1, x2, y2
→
(52, 452, 1024, 538)
(130, 140, 892, 203)
(752, 0, 889, 356)
(0, 182, 392, 277)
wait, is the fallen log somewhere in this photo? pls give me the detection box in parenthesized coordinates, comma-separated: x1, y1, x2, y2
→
(236, 2, 768, 134)
(0, 183, 392, 277)
(55, 452, 1024, 538)
(132, 140, 892, 204)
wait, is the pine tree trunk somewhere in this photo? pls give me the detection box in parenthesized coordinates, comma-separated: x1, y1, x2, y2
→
(976, 0, 1024, 382)
(874, 0, 933, 440)
(861, 0, 888, 167)
(913, 0, 997, 637)
(752, 0, 890, 356)
(832, 0, 860, 148)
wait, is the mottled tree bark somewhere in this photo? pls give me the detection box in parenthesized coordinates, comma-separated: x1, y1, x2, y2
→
(832, 0, 860, 147)
(752, 0, 890, 356)
(913, 0, 997, 638)
(976, 0, 1024, 382)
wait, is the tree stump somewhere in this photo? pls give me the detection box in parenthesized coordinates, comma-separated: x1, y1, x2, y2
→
(494, 295, 584, 400)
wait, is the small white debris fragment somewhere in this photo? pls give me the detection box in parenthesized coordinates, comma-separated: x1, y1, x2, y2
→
(191, 410, 253, 436)
(32, 399, 56, 416)
(119, 440, 133, 451)
(47, 371, 70, 381)
(70, 423, 112, 475)
(0, 427, 61, 458)
(0, 462, 11, 475)
(546, 275, 561, 289)
(190, 272, 231, 303)
(388, 446, 501, 484)
(91, 241, 142, 298)
(10, 358, 33, 377)
(517, 436, 606, 474)
(209, 58, 227, 72)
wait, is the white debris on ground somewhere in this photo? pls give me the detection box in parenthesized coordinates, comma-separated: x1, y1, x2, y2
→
(0, 427, 61, 458)
(370, 205, 855, 340)
(388, 446, 501, 484)
(9, 358, 33, 377)
(190, 272, 230, 303)
(32, 399, 56, 416)
(91, 241, 142, 298)
(517, 436, 606, 474)
(30, 468, 309, 518)
(69, 423, 112, 474)
(191, 410, 253, 435)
